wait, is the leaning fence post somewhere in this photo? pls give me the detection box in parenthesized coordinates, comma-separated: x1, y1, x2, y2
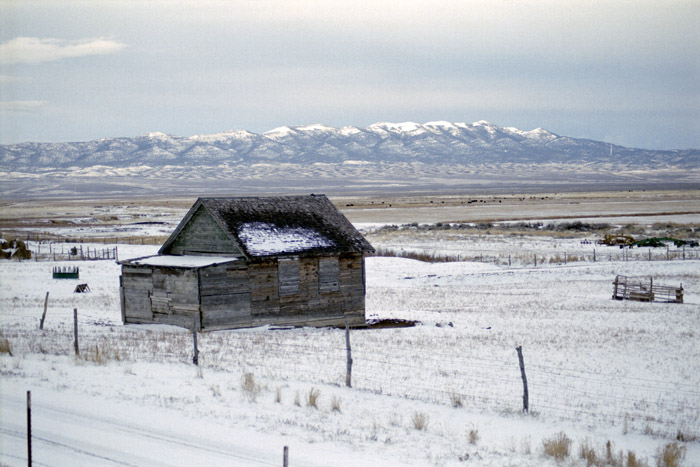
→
(516, 346, 529, 413)
(345, 319, 352, 388)
(283, 446, 289, 467)
(73, 308, 79, 356)
(39, 292, 49, 330)
(27, 390, 32, 467)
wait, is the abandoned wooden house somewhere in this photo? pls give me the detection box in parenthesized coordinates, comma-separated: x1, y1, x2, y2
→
(119, 195, 374, 330)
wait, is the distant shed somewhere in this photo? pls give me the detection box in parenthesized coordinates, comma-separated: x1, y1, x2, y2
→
(119, 195, 374, 330)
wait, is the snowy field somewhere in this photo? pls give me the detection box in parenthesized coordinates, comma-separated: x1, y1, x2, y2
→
(1, 196, 699, 466)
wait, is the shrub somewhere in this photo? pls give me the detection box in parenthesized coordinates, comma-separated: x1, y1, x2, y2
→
(241, 372, 260, 402)
(306, 388, 320, 409)
(411, 411, 429, 431)
(468, 428, 479, 445)
(542, 432, 571, 461)
(450, 392, 463, 408)
(656, 442, 686, 467)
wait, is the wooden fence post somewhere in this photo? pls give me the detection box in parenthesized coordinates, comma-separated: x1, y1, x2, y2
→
(27, 390, 32, 467)
(345, 319, 352, 388)
(192, 331, 199, 366)
(73, 308, 79, 356)
(516, 346, 529, 413)
(283, 446, 289, 467)
(39, 292, 49, 330)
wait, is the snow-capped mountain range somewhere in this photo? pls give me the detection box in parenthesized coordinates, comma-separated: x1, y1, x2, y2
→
(1, 121, 697, 170)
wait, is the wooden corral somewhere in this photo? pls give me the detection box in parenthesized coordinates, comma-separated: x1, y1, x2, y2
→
(612, 275, 683, 303)
(119, 195, 374, 330)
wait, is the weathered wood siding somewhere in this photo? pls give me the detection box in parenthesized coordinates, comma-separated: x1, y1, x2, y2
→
(121, 265, 154, 323)
(199, 262, 251, 329)
(221, 253, 366, 330)
(120, 265, 200, 329)
(121, 253, 368, 331)
(165, 206, 243, 256)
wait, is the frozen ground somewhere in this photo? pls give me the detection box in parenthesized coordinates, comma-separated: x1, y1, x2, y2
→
(1, 234, 699, 465)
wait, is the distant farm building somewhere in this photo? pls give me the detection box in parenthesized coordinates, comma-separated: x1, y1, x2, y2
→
(119, 195, 374, 330)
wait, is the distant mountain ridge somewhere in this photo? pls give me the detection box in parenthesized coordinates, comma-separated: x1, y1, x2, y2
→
(1, 121, 697, 171)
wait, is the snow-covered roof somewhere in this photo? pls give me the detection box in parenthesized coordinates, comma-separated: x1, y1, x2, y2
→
(159, 195, 374, 259)
(125, 255, 239, 268)
(238, 222, 336, 256)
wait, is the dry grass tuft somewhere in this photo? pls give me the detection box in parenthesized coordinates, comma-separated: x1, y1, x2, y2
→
(579, 438, 600, 465)
(275, 387, 282, 404)
(578, 438, 648, 467)
(675, 430, 697, 443)
(627, 450, 649, 467)
(411, 411, 429, 431)
(542, 432, 571, 461)
(468, 428, 479, 445)
(449, 392, 463, 408)
(0, 332, 12, 356)
(241, 372, 261, 402)
(306, 387, 320, 409)
(330, 395, 342, 413)
(656, 442, 686, 467)
(78, 345, 120, 365)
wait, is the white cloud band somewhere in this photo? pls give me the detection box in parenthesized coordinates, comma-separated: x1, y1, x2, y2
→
(0, 37, 126, 65)
(0, 100, 49, 112)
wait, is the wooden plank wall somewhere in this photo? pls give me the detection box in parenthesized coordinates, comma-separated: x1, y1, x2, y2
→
(121, 265, 200, 329)
(122, 253, 368, 331)
(121, 266, 154, 323)
(166, 207, 243, 256)
(242, 253, 365, 328)
(199, 263, 251, 328)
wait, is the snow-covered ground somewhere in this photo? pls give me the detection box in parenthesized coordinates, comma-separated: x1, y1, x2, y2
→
(2, 237, 699, 465)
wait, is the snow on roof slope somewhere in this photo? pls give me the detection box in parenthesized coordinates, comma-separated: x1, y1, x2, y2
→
(127, 255, 239, 268)
(238, 222, 336, 256)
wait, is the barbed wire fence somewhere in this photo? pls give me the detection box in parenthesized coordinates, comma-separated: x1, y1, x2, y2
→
(4, 318, 699, 441)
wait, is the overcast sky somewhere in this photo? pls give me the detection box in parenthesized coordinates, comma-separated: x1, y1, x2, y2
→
(1, 0, 698, 149)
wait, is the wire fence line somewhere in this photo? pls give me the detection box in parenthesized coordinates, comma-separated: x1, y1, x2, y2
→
(4, 319, 699, 440)
(374, 245, 700, 267)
